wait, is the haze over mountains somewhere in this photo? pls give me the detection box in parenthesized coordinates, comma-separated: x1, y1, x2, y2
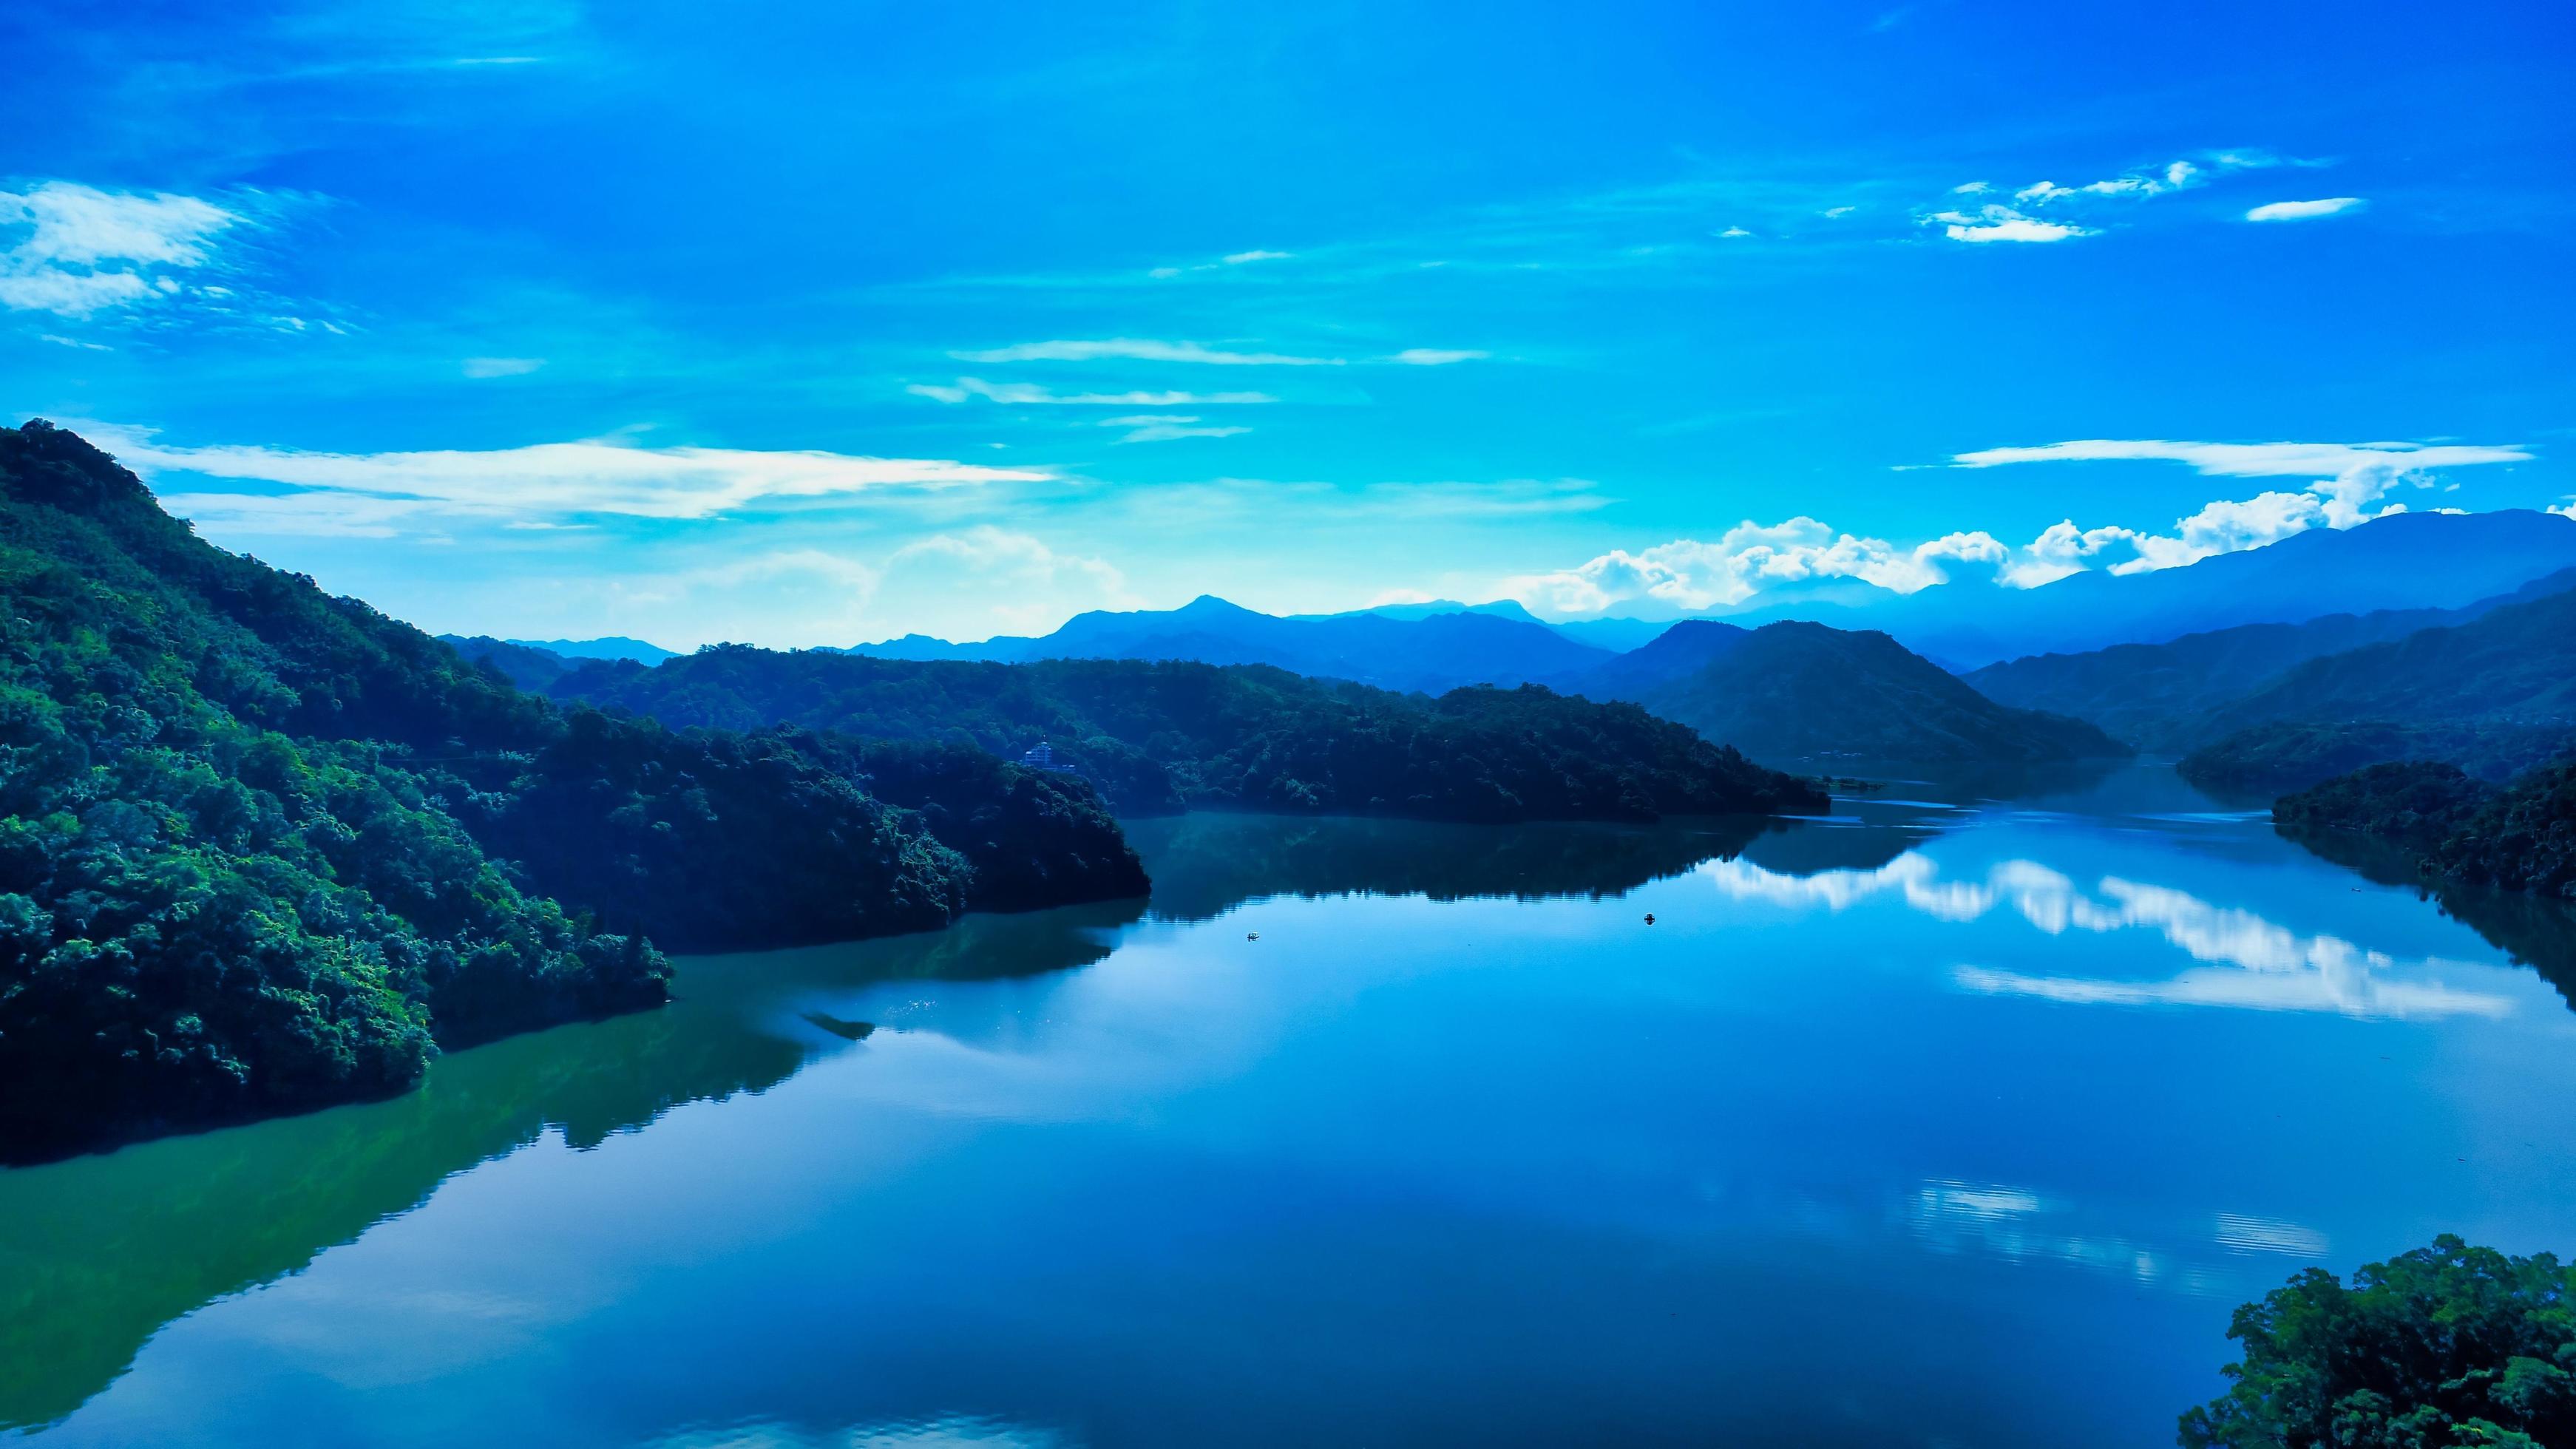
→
(495, 508, 2576, 775)
(832, 509, 2576, 680)
(1966, 568, 2576, 752)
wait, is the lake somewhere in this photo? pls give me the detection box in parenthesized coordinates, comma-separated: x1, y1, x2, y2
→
(7, 764, 2575, 1446)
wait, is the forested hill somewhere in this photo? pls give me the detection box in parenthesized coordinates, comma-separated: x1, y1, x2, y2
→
(1566, 620, 2129, 765)
(0, 420, 1142, 1161)
(548, 645, 1828, 821)
(1965, 569, 2576, 753)
(2274, 757, 2576, 899)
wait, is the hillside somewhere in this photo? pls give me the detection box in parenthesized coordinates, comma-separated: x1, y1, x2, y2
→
(0, 421, 1142, 1161)
(2197, 586, 2576, 744)
(2275, 759, 2576, 899)
(1565, 620, 2128, 765)
(551, 646, 1828, 821)
(844, 594, 1613, 693)
(2177, 720, 2576, 796)
(441, 634, 579, 691)
(1964, 569, 2576, 750)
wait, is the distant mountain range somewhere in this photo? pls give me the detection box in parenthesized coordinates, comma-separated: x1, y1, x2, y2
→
(835, 510, 2576, 694)
(1716, 509, 2576, 668)
(506, 635, 677, 665)
(1964, 568, 2576, 752)
(843, 593, 1614, 694)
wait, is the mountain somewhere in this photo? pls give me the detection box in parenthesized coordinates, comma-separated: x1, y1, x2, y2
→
(549, 646, 1828, 821)
(2198, 585, 2576, 740)
(844, 594, 1613, 693)
(1563, 620, 2129, 765)
(440, 634, 578, 691)
(0, 420, 1142, 1161)
(507, 636, 677, 665)
(2163, 586, 2576, 794)
(1717, 511, 2576, 667)
(1961, 568, 2576, 750)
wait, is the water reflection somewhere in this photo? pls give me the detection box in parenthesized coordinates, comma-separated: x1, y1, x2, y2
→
(0, 813, 1845, 1433)
(1701, 851, 2517, 1019)
(2278, 823, 2576, 1008)
(1128, 812, 1817, 920)
(0, 902, 1139, 1431)
(11, 790, 2573, 1446)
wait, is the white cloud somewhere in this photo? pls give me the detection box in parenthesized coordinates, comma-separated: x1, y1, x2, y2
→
(1504, 435, 2532, 611)
(1822, 205, 1858, 218)
(1718, 226, 1753, 238)
(950, 338, 1341, 366)
(1953, 438, 2532, 577)
(461, 356, 544, 378)
(91, 424, 1049, 528)
(1499, 518, 2010, 615)
(1928, 154, 2285, 247)
(38, 333, 111, 351)
(1940, 211, 2092, 243)
(906, 377, 1277, 406)
(0, 182, 242, 317)
(1097, 414, 1252, 444)
(1951, 438, 2529, 478)
(1386, 347, 1488, 366)
(1221, 249, 1291, 265)
(2245, 197, 2365, 223)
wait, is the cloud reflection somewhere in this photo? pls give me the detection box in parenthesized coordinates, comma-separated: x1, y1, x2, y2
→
(1906, 1178, 2163, 1284)
(1701, 853, 2513, 1019)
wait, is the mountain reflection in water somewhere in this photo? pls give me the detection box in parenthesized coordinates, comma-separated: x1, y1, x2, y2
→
(7, 777, 2576, 1446)
(0, 812, 1794, 1432)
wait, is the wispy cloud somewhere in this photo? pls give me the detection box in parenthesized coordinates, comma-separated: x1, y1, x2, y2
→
(1948, 438, 2531, 581)
(1922, 153, 2289, 245)
(0, 181, 243, 317)
(886, 525, 1142, 634)
(92, 424, 1049, 529)
(2246, 197, 2365, 223)
(1099, 414, 1251, 444)
(1950, 438, 2527, 478)
(906, 377, 1277, 406)
(1386, 347, 1488, 365)
(1148, 248, 1295, 279)
(952, 338, 1340, 366)
(462, 356, 545, 378)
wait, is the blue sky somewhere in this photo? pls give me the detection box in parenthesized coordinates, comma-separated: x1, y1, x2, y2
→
(4, 0, 2569, 647)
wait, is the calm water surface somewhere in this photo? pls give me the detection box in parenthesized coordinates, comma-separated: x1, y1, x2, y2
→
(7, 764, 2576, 1446)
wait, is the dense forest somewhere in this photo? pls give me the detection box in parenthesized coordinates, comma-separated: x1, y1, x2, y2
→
(2182, 1235, 2576, 1448)
(2180, 720, 2576, 796)
(0, 421, 1142, 1161)
(2274, 757, 2576, 899)
(542, 645, 1828, 820)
